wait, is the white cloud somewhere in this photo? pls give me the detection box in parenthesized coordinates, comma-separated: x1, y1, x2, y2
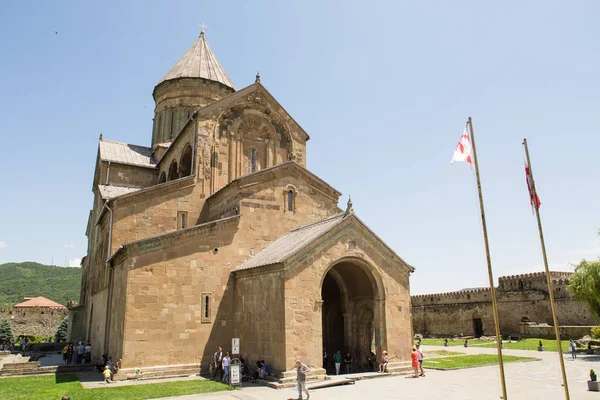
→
(0, 241, 6, 249)
(64, 244, 75, 249)
(67, 258, 82, 267)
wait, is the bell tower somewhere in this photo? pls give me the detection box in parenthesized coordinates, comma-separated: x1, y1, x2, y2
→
(151, 30, 235, 147)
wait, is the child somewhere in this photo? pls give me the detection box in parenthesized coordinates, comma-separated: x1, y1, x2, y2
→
(103, 365, 112, 384)
(411, 347, 419, 378)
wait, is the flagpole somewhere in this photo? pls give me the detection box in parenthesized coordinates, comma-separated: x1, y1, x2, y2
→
(522, 138, 570, 400)
(468, 117, 508, 400)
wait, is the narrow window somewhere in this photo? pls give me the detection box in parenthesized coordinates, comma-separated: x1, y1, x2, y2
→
(250, 148, 256, 173)
(287, 190, 294, 211)
(157, 114, 162, 141)
(177, 211, 188, 230)
(169, 111, 174, 139)
(201, 293, 212, 323)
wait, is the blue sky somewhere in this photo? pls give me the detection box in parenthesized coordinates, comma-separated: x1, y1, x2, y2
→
(0, 1, 598, 294)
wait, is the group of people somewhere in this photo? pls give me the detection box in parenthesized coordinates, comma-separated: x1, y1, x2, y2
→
(61, 341, 92, 365)
(211, 346, 272, 384)
(326, 349, 353, 375)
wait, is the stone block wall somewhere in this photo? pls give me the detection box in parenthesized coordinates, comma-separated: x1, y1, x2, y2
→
(411, 271, 599, 338)
(0, 308, 68, 338)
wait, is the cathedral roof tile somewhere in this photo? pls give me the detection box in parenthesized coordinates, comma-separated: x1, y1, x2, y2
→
(233, 212, 350, 271)
(157, 32, 234, 90)
(98, 184, 143, 200)
(13, 296, 66, 309)
(99, 139, 156, 168)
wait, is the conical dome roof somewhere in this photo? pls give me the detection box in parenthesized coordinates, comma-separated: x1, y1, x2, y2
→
(157, 32, 235, 90)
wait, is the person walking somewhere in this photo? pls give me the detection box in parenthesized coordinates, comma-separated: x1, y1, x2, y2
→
(103, 365, 112, 384)
(569, 340, 577, 360)
(212, 346, 223, 380)
(411, 347, 419, 378)
(416, 344, 425, 376)
(333, 350, 342, 375)
(296, 359, 311, 400)
(343, 352, 352, 374)
(222, 351, 231, 383)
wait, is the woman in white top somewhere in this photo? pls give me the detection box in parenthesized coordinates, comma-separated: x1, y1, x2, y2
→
(223, 352, 231, 383)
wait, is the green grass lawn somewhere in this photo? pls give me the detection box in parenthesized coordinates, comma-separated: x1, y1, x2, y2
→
(427, 350, 465, 356)
(423, 354, 535, 370)
(0, 374, 233, 400)
(418, 338, 576, 352)
(478, 338, 573, 352)
(418, 339, 478, 347)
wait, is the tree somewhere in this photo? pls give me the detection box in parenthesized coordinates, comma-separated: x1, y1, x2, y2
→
(567, 258, 600, 320)
(0, 319, 13, 345)
(55, 316, 68, 343)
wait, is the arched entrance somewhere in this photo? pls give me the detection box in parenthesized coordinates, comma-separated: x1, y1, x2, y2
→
(321, 258, 382, 374)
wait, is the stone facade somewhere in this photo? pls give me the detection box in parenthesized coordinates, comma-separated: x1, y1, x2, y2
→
(71, 32, 415, 378)
(411, 271, 598, 338)
(0, 308, 68, 338)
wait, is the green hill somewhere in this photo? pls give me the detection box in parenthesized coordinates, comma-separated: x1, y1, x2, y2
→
(0, 262, 82, 308)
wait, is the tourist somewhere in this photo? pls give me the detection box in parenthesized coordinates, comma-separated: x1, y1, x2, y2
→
(416, 344, 425, 376)
(222, 351, 231, 383)
(367, 351, 376, 372)
(70, 343, 77, 364)
(256, 360, 265, 379)
(464, 339, 468, 348)
(103, 365, 112, 384)
(84, 342, 92, 364)
(212, 346, 223, 380)
(538, 340, 544, 352)
(444, 338, 449, 347)
(261, 360, 270, 377)
(378, 350, 388, 373)
(61, 344, 69, 365)
(77, 341, 85, 364)
(569, 339, 577, 360)
(343, 352, 352, 374)
(323, 348, 328, 369)
(333, 350, 341, 375)
(295, 359, 311, 400)
(411, 347, 419, 378)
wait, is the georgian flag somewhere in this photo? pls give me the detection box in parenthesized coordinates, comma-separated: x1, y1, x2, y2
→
(450, 129, 473, 166)
(525, 157, 542, 210)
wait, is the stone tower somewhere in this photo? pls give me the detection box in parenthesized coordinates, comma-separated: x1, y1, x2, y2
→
(151, 31, 235, 147)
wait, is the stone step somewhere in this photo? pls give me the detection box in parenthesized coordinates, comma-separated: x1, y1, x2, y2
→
(113, 364, 199, 381)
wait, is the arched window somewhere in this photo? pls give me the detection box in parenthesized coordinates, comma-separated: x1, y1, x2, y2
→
(179, 145, 192, 177)
(287, 190, 294, 211)
(159, 172, 166, 183)
(168, 161, 178, 181)
(250, 148, 256, 173)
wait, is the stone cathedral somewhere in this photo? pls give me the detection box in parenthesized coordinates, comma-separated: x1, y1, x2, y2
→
(69, 31, 415, 380)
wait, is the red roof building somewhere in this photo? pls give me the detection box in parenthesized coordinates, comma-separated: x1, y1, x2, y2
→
(13, 296, 67, 310)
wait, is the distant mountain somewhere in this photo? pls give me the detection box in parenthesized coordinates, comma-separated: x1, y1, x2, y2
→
(0, 262, 82, 307)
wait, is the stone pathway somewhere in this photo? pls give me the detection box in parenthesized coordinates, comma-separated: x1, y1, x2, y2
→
(150, 345, 599, 400)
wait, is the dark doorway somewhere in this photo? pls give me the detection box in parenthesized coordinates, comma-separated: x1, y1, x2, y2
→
(322, 274, 344, 372)
(473, 318, 483, 337)
(321, 260, 378, 375)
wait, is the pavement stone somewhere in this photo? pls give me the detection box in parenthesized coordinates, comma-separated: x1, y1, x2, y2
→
(152, 345, 600, 400)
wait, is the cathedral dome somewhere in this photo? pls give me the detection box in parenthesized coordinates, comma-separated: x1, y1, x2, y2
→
(157, 31, 234, 90)
(151, 31, 235, 147)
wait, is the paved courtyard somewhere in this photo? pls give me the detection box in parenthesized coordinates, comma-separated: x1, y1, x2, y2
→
(154, 345, 599, 400)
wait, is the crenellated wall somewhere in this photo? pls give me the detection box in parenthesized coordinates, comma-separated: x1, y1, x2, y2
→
(411, 271, 598, 338)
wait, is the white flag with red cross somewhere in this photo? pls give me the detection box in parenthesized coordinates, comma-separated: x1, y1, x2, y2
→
(524, 156, 542, 211)
(450, 129, 473, 166)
